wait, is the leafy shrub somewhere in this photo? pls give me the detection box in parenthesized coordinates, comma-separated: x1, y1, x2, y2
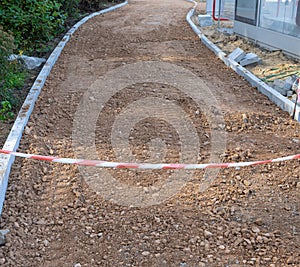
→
(0, 0, 67, 51)
(0, 27, 15, 78)
(1, 69, 26, 104)
(0, 27, 26, 120)
(0, 0, 118, 121)
(78, 0, 119, 12)
(59, 0, 80, 15)
(0, 100, 14, 121)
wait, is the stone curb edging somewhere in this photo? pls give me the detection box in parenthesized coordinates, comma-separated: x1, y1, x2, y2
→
(0, 1, 128, 215)
(186, 3, 300, 122)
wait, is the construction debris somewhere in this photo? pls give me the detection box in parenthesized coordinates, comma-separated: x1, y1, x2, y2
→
(239, 53, 261, 67)
(228, 47, 246, 62)
(271, 76, 298, 97)
(8, 54, 46, 70)
(227, 48, 261, 67)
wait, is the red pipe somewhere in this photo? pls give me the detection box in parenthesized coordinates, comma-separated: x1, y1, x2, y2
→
(212, 0, 228, 21)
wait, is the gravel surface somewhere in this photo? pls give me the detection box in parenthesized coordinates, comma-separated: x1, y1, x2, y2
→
(0, 0, 300, 266)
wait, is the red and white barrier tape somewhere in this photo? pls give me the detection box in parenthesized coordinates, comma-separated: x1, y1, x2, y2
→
(0, 149, 300, 169)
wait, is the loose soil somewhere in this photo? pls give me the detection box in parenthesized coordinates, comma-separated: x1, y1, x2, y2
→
(0, 0, 300, 266)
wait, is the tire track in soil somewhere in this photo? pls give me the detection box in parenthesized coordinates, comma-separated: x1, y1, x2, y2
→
(0, 0, 299, 266)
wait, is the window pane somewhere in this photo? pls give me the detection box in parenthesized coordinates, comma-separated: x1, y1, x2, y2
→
(235, 0, 259, 25)
(259, 0, 300, 38)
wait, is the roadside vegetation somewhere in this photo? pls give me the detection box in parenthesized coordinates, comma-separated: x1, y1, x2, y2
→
(0, 0, 119, 121)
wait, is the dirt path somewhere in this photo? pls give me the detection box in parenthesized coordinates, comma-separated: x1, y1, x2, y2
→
(0, 0, 299, 266)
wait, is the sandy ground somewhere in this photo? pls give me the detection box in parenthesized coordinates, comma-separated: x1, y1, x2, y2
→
(0, 0, 299, 266)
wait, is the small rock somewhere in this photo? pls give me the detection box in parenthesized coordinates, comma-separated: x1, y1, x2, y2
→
(229, 35, 238, 41)
(219, 245, 225, 250)
(251, 226, 260, 233)
(43, 240, 49, 246)
(242, 113, 248, 123)
(286, 256, 297, 264)
(142, 251, 150, 256)
(243, 180, 252, 186)
(143, 187, 149, 193)
(256, 235, 263, 243)
(255, 218, 263, 226)
(36, 219, 47, 225)
(234, 237, 243, 246)
(204, 230, 213, 237)
(244, 238, 251, 245)
(98, 232, 103, 238)
(224, 249, 231, 254)
(292, 138, 300, 143)
(25, 127, 31, 135)
(74, 263, 81, 267)
(262, 232, 271, 237)
(0, 229, 9, 246)
(183, 247, 191, 252)
(154, 217, 161, 223)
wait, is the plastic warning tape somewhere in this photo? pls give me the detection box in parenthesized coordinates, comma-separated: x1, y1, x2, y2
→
(0, 149, 300, 169)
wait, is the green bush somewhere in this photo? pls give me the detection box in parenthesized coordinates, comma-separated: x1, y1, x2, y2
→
(0, 27, 15, 78)
(59, 0, 80, 15)
(0, 27, 26, 120)
(0, 0, 67, 51)
(0, 100, 14, 121)
(0, 0, 117, 121)
(78, 0, 115, 12)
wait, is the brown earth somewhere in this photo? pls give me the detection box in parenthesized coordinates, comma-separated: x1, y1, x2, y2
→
(0, 0, 300, 266)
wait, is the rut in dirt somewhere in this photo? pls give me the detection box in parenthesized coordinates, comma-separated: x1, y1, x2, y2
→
(0, 0, 299, 266)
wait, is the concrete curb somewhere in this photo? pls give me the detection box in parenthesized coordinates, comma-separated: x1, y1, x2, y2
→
(0, 1, 128, 215)
(186, 4, 300, 122)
